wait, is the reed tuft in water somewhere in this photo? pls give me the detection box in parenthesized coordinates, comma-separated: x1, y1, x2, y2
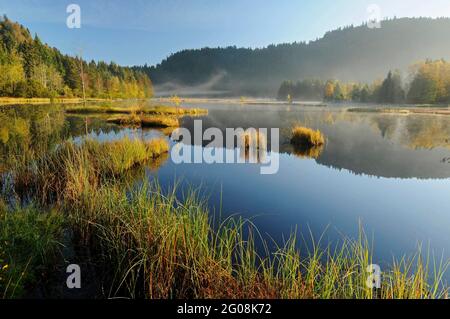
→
(291, 126, 325, 147)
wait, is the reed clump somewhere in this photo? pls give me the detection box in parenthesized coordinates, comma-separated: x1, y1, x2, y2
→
(291, 126, 325, 147)
(12, 137, 169, 204)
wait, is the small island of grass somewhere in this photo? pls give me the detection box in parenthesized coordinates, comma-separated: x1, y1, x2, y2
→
(291, 126, 325, 147)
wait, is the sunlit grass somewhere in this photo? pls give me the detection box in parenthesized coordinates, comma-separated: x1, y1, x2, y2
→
(66, 104, 207, 116)
(291, 126, 325, 147)
(107, 115, 180, 128)
(11, 137, 169, 204)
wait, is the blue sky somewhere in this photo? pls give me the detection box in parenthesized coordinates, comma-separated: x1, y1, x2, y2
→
(1, 0, 449, 66)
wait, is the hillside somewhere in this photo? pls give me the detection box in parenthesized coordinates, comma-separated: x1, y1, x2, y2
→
(139, 18, 450, 97)
(0, 16, 153, 99)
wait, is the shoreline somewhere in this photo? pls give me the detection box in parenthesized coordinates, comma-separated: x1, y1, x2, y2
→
(0, 97, 114, 106)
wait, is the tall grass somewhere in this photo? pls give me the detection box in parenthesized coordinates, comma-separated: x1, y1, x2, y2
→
(12, 137, 169, 204)
(66, 181, 449, 299)
(0, 202, 64, 298)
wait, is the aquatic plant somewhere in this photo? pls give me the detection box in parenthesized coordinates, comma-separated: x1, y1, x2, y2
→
(66, 104, 207, 116)
(291, 126, 325, 147)
(12, 137, 169, 204)
(107, 115, 179, 128)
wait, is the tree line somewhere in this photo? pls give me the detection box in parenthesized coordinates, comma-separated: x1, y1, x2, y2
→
(278, 60, 450, 104)
(0, 16, 153, 99)
(138, 18, 450, 96)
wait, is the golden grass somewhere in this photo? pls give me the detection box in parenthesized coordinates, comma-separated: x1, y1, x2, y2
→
(66, 104, 207, 116)
(107, 114, 180, 128)
(146, 105, 208, 116)
(0, 97, 109, 106)
(291, 126, 325, 147)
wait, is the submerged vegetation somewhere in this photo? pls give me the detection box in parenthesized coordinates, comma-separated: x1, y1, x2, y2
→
(291, 126, 325, 147)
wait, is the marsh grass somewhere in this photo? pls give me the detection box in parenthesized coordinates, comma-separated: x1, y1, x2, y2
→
(12, 137, 169, 204)
(291, 126, 325, 147)
(0, 203, 64, 298)
(66, 104, 207, 116)
(107, 114, 180, 128)
(145, 105, 208, 116)
(66, 181, 449, 299)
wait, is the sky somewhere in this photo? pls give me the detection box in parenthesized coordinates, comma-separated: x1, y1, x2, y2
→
(1, 0, 450, 66)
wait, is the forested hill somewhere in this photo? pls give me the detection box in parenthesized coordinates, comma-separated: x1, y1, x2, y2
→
(139, 18, 450, 97)
(0, 16, 153, 99)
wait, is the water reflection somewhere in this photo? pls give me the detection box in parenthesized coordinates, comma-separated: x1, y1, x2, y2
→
(178, 105, 450, 179)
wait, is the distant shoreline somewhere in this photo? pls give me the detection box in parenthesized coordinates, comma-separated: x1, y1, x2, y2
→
(0, 97, 113, 106)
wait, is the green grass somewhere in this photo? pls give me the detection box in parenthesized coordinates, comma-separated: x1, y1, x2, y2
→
(0, 202, 64, 298)
(12, 137, 169, 204)
(291, 126, 325, 147)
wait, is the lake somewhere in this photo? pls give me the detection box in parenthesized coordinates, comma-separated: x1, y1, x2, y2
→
(2, 101, 450, 275)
